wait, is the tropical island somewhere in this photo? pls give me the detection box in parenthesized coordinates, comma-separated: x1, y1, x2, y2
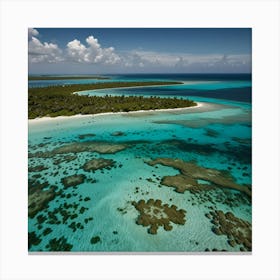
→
(28, 81, 197, 119)
(28, 75, 110, 80)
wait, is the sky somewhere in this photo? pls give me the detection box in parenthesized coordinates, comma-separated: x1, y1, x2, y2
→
(28, 28, 252, 74)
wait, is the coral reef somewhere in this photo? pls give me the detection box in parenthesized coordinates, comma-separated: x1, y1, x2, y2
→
(53, 154, 77, 165)
(42, 227, 52, 236)
(52, 141, 127, 154)
(206, 210, 252, 251)
(91, 236, 101, 244)
(82, 158, 116, 172)
(147, 158, 251, 196)
(61, 174, 86, 188)
(28, 165, 48, 172)
(28, 231, 42, 249)
(161, 174, 214, 193)
(157, 139, 251, 164)
(36, 199, 92, 231)
(132, 199, 186, 234)
(45, 237, 73, 251)
(28, 141, 128, 158)
(183, 187, 251, 209)
(28, 180, 56, 218)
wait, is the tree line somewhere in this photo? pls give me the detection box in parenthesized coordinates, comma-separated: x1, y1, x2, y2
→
(28, 81, 196, 119)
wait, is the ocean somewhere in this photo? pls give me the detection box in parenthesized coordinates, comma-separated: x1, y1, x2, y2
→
(28, 74, 252, 252)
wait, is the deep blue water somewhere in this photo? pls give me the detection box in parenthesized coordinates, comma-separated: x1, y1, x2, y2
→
(113, 73, 251, 81)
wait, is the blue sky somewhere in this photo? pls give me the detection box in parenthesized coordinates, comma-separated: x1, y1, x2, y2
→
(28, 28, 251, 74)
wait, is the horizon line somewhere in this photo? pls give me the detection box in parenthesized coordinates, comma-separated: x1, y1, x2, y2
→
(28, 72, 252, 76)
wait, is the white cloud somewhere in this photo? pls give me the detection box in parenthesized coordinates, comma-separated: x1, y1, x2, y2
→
(122, 50, 251, 71)
(28, 32, 251, 72)
(28, 37, 63, 63)
(66, 39, 87, 63)
(28, 28, 39, 39)
(66, 35, 120, 65)
(123, 50, 180, 68)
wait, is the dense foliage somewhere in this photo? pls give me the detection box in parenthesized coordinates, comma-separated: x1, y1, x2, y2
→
(28, 81, 196, 119)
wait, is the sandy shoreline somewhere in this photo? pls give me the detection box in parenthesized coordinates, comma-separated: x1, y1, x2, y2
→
(28, 102, 204, 124)
(72, 80, 218, 95)
(72, 82, 182, 95)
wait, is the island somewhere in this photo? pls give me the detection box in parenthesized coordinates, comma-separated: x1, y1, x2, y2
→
(28, 75, 110, 80)
(28, 81, 197, 119)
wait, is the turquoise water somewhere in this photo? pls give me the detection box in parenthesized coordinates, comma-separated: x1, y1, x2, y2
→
(29, 79, 251, 90)
(164, 81, 251, 90)
(28, 75, 170, 88)
(28, 73, 251, 91)
(28, 76, 252, 252)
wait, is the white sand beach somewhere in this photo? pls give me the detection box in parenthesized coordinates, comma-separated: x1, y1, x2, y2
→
(28, 102, 204, 124)
(72, 81, 219, 96)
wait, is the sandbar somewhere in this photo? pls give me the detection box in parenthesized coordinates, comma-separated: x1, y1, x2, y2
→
(73, 80, 219, 95)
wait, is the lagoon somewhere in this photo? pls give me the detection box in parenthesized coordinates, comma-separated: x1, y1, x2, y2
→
(28, 74, 252, 252)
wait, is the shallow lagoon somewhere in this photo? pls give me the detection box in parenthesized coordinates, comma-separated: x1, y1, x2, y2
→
(28, 78, 252, 252)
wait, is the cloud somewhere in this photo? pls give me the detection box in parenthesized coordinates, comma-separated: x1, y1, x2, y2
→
(28, 37, 63, 63)
(28, 28, 39, 39)
(66, 39, 87, 63)
(122, 50, 180, 68)
(123, 51, 251, 72)
(66, 35, 120, 65)
(28, 31, 251, 72)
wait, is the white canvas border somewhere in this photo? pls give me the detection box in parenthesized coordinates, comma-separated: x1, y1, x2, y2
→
(0, 0, 279, 279)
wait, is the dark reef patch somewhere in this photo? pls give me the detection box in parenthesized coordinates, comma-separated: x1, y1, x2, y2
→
(53, 154, 77, 165)
(159, 139, 251, 164)
(38, 197, 92, 230)
(42, 227, 53, 236)
(132, 199, 186, 234)
(82, 158, 116, 172)
(147, 158, 251, 197)
(53, 141, 127, 155)
(188, 188, 251, 208)
(28, 179, 56, 218)
(90, 236, 101, 244)
(161, 174, 215, 193)
(161, 139, 217, 156)
(28, 141, 128, 158)
(46, 237, 73, 251)
(61, 174, 86, 188)
(28, 231, 42, 250)
(28, 165, 48, 172)
(206, 210, 251, 251)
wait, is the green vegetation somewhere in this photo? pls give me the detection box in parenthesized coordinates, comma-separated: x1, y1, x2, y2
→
(28, 81, 197, 119)
(28, 75, 110, 80)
